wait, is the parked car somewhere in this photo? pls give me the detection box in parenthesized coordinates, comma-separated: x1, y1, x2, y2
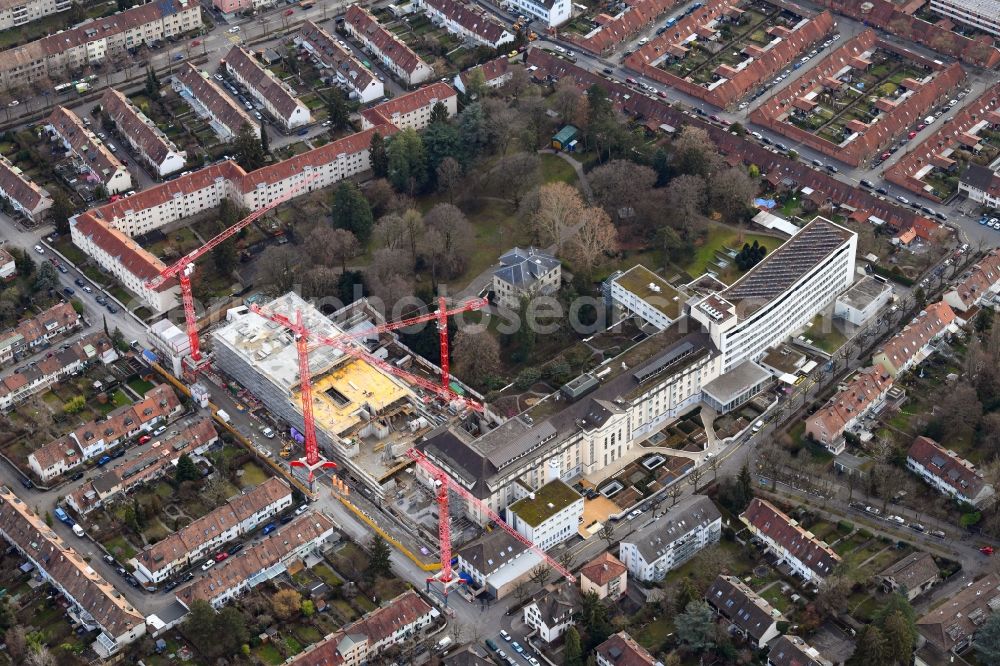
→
(202, 559, 217, 571)
(34, 245, 44, 254)
(74, 278, 85, 287)
(69, 471, 84, 481)
(228, 543, 244, 555)
(214, 551, 229, 562)
(500, 630, 511, 641)
(103, 554, 116, 565)
(96, 455, 112, 466)
(262, 522, 277, 535)
(106, 304, 119, 314)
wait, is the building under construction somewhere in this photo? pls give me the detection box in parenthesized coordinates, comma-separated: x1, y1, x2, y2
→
(212, 292, 478, 495)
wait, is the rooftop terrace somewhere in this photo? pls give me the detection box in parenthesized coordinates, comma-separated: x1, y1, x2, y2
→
(614, 265, 683, 318)
(507, 479, 582, 527)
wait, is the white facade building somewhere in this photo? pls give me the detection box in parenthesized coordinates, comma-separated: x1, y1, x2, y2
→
(298, 20, 384, 103)
(608, 264, 682, 330)
(504, 0, 570, 28)
(492, 246, 561, 310)
(172, 63, 259, 142)
(0, 153, 52, 220)
(416, 0, 514, 48)
(930, 0, 1000, 37)
(101, 89, 187, 179)
(690, 218, 857, 373)
(523, 584, 578, 643)
(618, 495, 722, 582)
(223, 47, 311, 130)
(47, 106, 133, 195)
(0, 0, 72, 31)
(506, 477, 583, 551)
(834, 275, 893, 326)
(742, 498, 841, 584)
(344, 5, 435, 86)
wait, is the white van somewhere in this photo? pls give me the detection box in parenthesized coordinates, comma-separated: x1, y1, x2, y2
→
(72, 524, 85, 537)
(751, 420, 764, 433)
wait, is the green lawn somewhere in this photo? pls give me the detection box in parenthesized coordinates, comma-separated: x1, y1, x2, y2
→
(539, 153, 578, 185)
(238, 461, 269, 488)
(634, 615, 674, 653)
(103, 535, 137, 561)
(759, 584, 792, 613)
(680, 225, 786, 282)
(253, 643, 283, 666)
(801, 314, 847, 354)
(313, 564, 343, 587)
(128, 378, 155, 395)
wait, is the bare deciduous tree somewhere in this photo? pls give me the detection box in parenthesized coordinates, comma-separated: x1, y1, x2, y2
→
(452, 331, 502, 386)
(256, 245, 299, 295)
(565, 206, 618, 278)
(531, 181, 585, 251)
(422, 203, 473, 282)
(436, 156, 464, 204)
(588, 160, 657, 226)
(664, 174, 707, 237)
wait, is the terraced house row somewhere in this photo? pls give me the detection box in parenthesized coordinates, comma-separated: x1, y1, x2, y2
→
(28, 384, 182, 481)
(0, 301, 81, 365)
(100, 89, 187, 179)
(46, 105, 133, 195)
(0, 0, 202, 91)
(0, 152, 53, 221)
(132, 476, 293, 584)
(69, 84, 456, 312)
(223, 46, 311, 131)
(344, 5, 434, 86)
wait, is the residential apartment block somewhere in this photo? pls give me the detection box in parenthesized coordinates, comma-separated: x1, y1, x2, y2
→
(690, 218, 857, 373)
(288, 591, 439, 665)
(0, 301, 81, 365)
(805, 364, 893, 454)
(101, 89, 186, 178)
(133, 476, 293, 584)
(66, 418, 218, 515)
(344, 5, 434, 86)
(361, 81, 458, 131)
(0, 0, 202, 92)
(223, 47, 310, 130)
(618, 495, 722, 582)
(741, 498, 841, 583)
(0, 332, 116, 412)
(596, 632, 659, 666)
(297, 20, 384, 103)
(173, 63, 259, 142)
(872, 301, 956, 377)
(608, 264, 682, 331)
(0, 486, 146, 657)
(28, 384, 182, 481)
(492, 246, 561, 310)
(504, 0, 570, 28)
(907, 435, 994, 506)
(176, 511, 336, 607)
(705, 574, 784, 649)
(579, 552, 627, 601)
(929, 0, 1000, 37)
(416, 0, 514, 48)
(0, 153, 52, 220)
(70, 124, 395, 311)
(523, 584, 579, 643)
(943, 248, 1000, 314)
(506, 479, 583, 550)
(46, 106, 132, 195)
(0, 0, 72, 31)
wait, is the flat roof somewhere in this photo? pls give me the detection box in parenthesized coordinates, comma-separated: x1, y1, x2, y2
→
(614, 265, 682, 318)
(305, 358, 412, 437)
(759, 344, 806, 375)
(507, 480, 581, 527)
(722, 217, 855, 307)
(837, 275, 891, 310)
(702, 360, 772, 404)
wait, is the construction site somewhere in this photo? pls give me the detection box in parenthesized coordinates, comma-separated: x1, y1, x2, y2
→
(211, 292, 492, 497)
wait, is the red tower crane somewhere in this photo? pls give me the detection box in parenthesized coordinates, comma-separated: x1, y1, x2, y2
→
(406, 449, 574, 587)
(143, 171, 320, 364)
(230, 305, 337, 485)
(249, 297, 487, 412)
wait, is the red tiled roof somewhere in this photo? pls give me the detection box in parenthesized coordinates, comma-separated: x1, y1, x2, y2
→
(288, 591, 435, 665)
(741, 498, 841, 578)
(174, 63, 257, 138)
(806, 365, 892, 444)
(223, 47, 304, 122)
(908, 435, 985, 500)
(569, 0, 683, 55)
(0, 154, 47, 213)
(241, 125, 395, 191)
(810, 0, 1000, 68)
(344, 5, 428, 76)
(461, 56, 510, 87)
(749, 30, 966, 166)
(101, 89, 182, 169)
(361, 82, 457, 127)
(885, 81, 1000, 200)
(579, 552, 627, 586)
(594, 632, 657, 666)
(875, 301, 955, 371)
(72, 212, 170, 285)
(298, 20, 378, 93)
(47, 106, 125, 184)
(421, 0, 509, 45)
(946, 249, 1000, 311)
